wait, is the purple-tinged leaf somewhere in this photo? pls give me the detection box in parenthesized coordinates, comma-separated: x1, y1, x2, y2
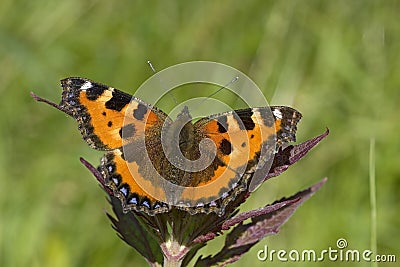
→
(195, 178, 327, 266)
(80, 157, 113, 195)
(267, 129, 329, 180)
(221, 198, 300, 230)
(107, 195, 164, 266)
(30, 91, 72, 116)
(181, 243, 207, 267)
(192, 232, 217, 244)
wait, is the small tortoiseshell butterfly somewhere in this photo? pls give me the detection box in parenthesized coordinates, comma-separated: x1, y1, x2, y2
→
(59, 77, 301, 216)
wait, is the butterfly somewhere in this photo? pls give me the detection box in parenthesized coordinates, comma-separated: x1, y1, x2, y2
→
(59, 77, 301, 215)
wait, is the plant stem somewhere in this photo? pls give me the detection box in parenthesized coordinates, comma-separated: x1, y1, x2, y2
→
(161, 240, 189, 267)
(369, 138, 377, 267)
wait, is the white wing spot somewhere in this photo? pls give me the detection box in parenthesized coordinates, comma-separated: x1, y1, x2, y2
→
(273, 109, 283, 119)
(80, 81, 92, 90)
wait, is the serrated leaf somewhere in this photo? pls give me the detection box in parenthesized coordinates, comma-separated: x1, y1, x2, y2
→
(267, 129, 329, 180)
(107, 195, 164, 265)
(195, 178, 327, 266)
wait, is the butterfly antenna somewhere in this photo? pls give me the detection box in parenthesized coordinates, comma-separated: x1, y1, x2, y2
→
(195, 76, 239, 108)
(147, 60, 178, 105)
(208, 76, 238, 100)
(147, 60, 156, 73)
(189, 76, 239, 114)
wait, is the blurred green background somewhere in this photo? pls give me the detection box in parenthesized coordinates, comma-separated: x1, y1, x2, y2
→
(1, 1, 398, 266)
